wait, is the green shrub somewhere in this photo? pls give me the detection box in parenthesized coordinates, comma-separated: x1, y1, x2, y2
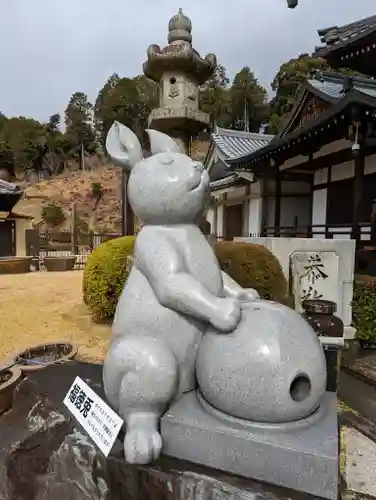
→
(83, 236, 135, 320)
(83, 238, 288, 321)
(214, 241, 287, 302)
(41, 202, 65, 227)
(352, 279, 376, 342)
(91, 182, 102, 198)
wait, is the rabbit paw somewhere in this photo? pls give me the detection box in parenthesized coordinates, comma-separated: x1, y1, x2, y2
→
(239, 288, 260, 302)
(124, 428, 162, 464)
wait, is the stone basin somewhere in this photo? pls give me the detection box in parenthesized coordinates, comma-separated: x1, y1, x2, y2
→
(0, 257, 32, 274)
(14, 342, 78, 373)
(43, 255, 77, 272)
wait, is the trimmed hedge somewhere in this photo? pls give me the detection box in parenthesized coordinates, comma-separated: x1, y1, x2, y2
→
(83, 236, 135, 320)
(352, 278, 376, 342)
(214, 241, 287, 302)
(83, 238, 288, 321)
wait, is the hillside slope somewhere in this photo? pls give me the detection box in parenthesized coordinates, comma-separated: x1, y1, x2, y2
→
(16, 139, 210, 232)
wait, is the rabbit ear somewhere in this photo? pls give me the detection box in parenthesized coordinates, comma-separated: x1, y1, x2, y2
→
(106, 121, 143, 170)
(146, 129, 182, 155)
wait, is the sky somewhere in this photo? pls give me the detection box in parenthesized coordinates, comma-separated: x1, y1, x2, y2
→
(0, 0, 375, 123)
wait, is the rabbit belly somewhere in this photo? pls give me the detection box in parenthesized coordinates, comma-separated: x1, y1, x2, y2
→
(111, 269, 204, 395)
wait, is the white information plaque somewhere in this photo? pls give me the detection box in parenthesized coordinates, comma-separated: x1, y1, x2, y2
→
(63, 375, 123, 457)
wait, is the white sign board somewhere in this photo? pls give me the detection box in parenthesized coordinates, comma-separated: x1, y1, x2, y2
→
(290, 251, 340, 313)
(63, 376, 123, 457)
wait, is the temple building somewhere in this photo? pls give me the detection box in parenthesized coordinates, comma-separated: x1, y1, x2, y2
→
(205, 127, 273, 239)
(222, 14, 376, 249)
(0, 179, 33, 257)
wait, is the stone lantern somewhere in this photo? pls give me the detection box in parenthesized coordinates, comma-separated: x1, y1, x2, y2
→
(143, 8, 217, 154)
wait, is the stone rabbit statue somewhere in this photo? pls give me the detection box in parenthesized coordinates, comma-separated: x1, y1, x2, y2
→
(103, 122, 259, 464)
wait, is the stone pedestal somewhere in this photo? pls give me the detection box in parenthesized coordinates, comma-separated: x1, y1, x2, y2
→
(0, 362, 329, 500)
(161, 391, 339, 500)
(236, 237, 356, 339)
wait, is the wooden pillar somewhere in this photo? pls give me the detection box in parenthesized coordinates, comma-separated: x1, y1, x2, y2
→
(274, 171, 281, 237)
(260, 179, 268, 236)
(325, 165, 332, 239)
(308, 175, 314, 238)
(222, 193, 227, 239)
(307, 154, 314, 238)
(351, 150, 365, 242)
(371, 198, 376, 244)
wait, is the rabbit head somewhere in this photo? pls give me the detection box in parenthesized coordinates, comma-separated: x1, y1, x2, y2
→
(106, 121, 210, 224)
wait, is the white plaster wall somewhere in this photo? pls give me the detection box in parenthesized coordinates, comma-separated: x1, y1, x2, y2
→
(217, 204, 224, 237)
(248, 198, 263, 236)
(311, 154, 376, 183)
(206, 207, 215, 229)
(280, 154, 309, 171)
(242, 201, 249, 236)
(314, 168, 328, 186)
(312, 189, 327, 227)
(314, 139, 352, 159)
(226, 186, 246, 200)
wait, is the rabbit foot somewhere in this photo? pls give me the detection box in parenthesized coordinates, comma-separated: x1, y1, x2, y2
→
(124, 428, 162, 464)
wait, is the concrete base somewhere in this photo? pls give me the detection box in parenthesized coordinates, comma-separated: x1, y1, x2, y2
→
(161, 391, 339, 500)
(344, 326, 356, 340)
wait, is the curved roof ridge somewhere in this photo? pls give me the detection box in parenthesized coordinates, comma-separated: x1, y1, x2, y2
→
(315, 71, 376, 85)
(212, 128, 274, 161)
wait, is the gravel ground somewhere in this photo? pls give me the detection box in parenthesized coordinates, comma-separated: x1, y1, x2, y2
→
(344, 426, 376, 496)
(0, 271, 110, 364)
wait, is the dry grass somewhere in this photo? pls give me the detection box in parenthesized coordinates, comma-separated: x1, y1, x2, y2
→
(0, 271, 110, 365)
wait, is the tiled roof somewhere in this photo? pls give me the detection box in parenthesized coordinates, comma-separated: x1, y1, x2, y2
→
(212, 128, 274, 162)
(309, 72, 376, 100)
(210, 174, 239, 191)
(315, 15, 376, 53)
(208, 128, 274, 190)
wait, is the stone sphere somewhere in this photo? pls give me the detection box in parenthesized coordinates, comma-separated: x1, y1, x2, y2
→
(196, 300, 327, 423)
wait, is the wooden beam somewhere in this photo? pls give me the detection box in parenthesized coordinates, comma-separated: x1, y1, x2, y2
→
(288, 145, 376, 173)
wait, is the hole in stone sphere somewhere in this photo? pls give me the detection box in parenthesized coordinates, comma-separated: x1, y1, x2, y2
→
(170, 77, 177, 84)
(290, 375, 311, 402)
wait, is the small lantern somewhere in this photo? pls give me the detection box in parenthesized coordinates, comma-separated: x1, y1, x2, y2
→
(287, 0, 298, 8)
